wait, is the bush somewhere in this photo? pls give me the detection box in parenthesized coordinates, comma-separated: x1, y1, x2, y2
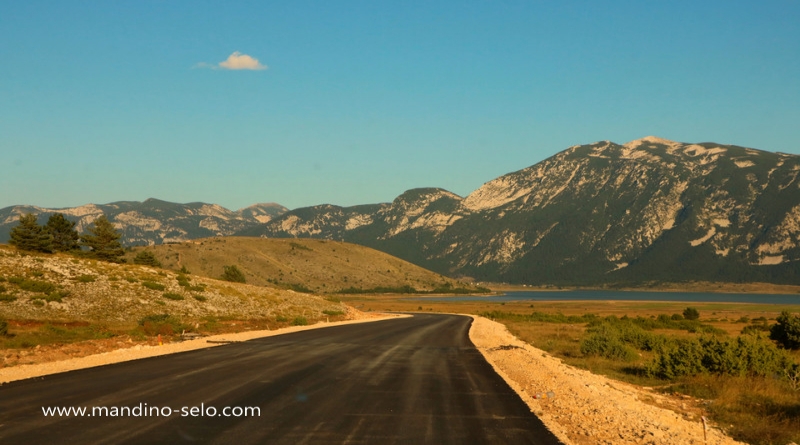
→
(647, 334, 793, 379)
(770, 311, 800, 350)
(322, 310, 345, 316)
(162, 292, 184, 301)
(646, 339, 705, 379)
(141, 281, 166, 291)
(292, 316, 308, 326)
(76, 274, 96, 283)
(133, 251, 161, 267)
(683, 307, 700, 320)
(137, 314, 184, 336)
(9, 277, 57, 294)
(0, 316, 8, 336)
(221, 265, 246, 283)
(0, 293, 17, 302)
(580, 324, 640, 361)
(192, 294, 207, 302)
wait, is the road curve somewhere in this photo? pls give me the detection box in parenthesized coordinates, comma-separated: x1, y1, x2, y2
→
(0, 314, 562, 444)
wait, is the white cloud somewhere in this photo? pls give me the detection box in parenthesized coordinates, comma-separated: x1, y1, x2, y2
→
(218, 51, 267, 70)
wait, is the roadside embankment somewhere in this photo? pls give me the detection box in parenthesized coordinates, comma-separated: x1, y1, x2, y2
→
(468, 315, 745, 445)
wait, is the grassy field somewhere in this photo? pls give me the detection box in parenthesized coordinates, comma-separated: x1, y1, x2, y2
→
(347, 296, 800, 445)
(126, 237, 483, 294)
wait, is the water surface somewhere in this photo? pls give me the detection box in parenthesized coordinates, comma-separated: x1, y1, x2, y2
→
(408, 290, 800, 305)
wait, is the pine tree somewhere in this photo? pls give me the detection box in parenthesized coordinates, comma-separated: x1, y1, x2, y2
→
(45, 213, 80, 252)
(133, 250, 161, 267)
(9, 213, 52, 253)
(80, 215, 125, 262)
(221, 265, 246, 283)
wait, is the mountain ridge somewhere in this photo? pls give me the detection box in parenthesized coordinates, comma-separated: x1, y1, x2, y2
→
(238, 137, 800, 285)
(0, 199, 288, 246)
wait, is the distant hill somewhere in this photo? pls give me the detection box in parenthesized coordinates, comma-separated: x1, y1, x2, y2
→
(238, 137, 800, 286)
(0, 199, 287, 246)
(126, 237, 478, 294)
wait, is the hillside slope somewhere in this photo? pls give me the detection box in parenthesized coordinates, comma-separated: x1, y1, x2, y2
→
(0, 245, 346, 323)
(127, 237, 475, 294)
(240, 137, 800, 285)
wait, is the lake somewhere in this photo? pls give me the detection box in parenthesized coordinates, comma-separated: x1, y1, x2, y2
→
(408, 290, 800, 305)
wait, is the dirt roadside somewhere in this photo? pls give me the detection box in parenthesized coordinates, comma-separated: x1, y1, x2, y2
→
(469, 315, 744, 445)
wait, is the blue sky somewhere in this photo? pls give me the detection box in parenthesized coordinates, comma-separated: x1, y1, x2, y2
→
(2, 1, 799, 211)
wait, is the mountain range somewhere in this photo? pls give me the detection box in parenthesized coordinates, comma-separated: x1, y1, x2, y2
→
(4, 137, 799, 286)
(237, 137, 800, 285)
(0, 199, 287, 246)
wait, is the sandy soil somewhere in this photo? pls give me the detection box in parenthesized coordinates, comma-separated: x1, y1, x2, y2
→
(469, 315, 744, 445)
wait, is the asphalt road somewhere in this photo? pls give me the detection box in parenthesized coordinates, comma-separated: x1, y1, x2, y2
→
(0, 314, 562, 444)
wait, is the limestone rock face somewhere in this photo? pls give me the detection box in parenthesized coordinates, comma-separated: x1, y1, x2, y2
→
(243, 138, 800, 285)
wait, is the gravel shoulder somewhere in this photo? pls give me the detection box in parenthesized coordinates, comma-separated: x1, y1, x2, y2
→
(468, 315, 745, 445)
(0, 312, 406, 384)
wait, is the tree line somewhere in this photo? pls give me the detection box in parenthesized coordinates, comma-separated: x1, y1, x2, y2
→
(8, 213, 125, 263)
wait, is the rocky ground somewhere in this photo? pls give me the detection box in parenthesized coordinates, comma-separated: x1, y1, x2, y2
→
(0, 247, 348, 323)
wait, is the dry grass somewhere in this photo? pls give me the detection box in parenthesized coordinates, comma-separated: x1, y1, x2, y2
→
(125, 237, 472, 294)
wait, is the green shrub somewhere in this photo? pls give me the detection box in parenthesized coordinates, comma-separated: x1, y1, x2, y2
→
(581, 331, 638, 361)
(770, 311, 800, 350)
(31, 291, 70, 303)
(192, 294, 207, 302)
(8, 277, 57, 294)
(322, 310, 345, 316)
(137, 314, 184, 336)
(275, 315, 289, 322)
(162, 292, 184, 301)
(221, 265, 246, 283)
(0, 293, 17, 302)
(292, 316, 308, 326)
(0, 316, 8, 336)
(76, 274, 96, 283)
(647, 334, 793, 379)
(683, 307, 700, 320)
(141, 281, 166, 291)
(646, 339, 706, 379)
(289, 283, 312, 293)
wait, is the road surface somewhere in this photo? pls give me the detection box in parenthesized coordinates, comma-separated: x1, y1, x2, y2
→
(0, 314, 561, 444)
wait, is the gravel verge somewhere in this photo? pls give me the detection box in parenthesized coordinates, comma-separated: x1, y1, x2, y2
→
(468, 315, 745, 445)
(0, 312, 407, 385)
